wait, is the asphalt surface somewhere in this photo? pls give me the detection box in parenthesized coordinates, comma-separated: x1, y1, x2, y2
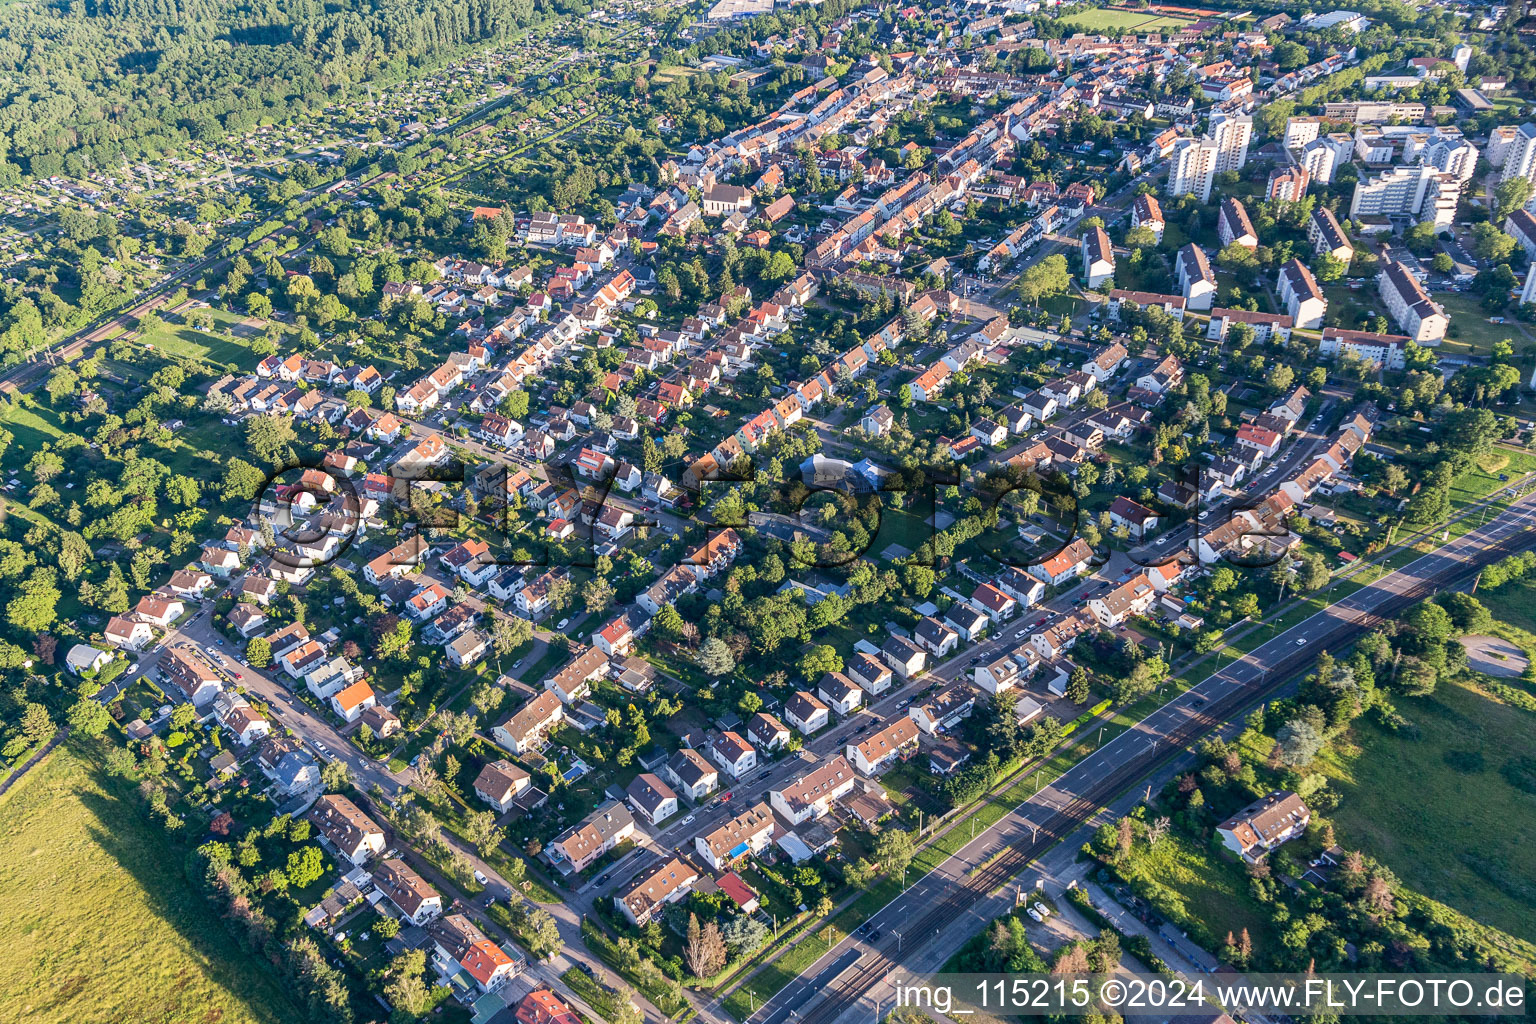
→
(744, 491, 1536, 1024)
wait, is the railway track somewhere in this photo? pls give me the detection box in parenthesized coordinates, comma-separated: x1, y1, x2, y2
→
(775, 498, 1536, 1024)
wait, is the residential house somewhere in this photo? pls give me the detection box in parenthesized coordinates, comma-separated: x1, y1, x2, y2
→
(769, 755, 859, 825)
(492, 690, 565, 755)
(846, 715, 921, 775)
(626, 773, 679, 825)
(747, 712, 791, 752)
(665, 747, 720, 801)
(784, 691, 831, 735)
(474, 759, 533, 812)
(882, 634, 928, 679)
(908, 685, 977, 735)
(1107, 496, 1160, 539)
(846, 652, 893, 695)
(1217, 791, 1311, 861)
(1029, 537, 1095, 586)
(329, 680, 377, 724)
(709, 731, 758, 780)
(695, 802, 775, 871)
(617, 857, 700, 926)
(816, 672, 864, 716)
(308, 794, 385, 866)
(374, 858, 443, 926)
(548, 801, 636, 874)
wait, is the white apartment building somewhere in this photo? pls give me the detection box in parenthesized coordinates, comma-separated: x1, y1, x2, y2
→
(1350, 164, 1460, 229)
(1377, 260, 1447, 343)
(1278, 259, 1328, 330)
(1167, 137, 1219, 202)
(1176, 243, 1216, 311)
(1210, 113, 1254, 172)
(1499, 123, 1536, 183)
(1299, 138, 1337, 185)
(1165, 118, 1253, 204)
(1283, 116, 1325, 150)
(1320, 327, 1410, 370)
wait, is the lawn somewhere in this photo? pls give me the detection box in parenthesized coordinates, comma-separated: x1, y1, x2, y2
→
(1057, 6, 1193, 32)
(1114, 828, 1278, 955)
(140, 321, 260, 371)
(1481, 577, 1536, 635)
(0, 402, 65, 474)
(1446, 447, 1536, 516)
(1315, 678, 1536, 946)
(0, 743, 299, 1024)
(1436, 291, 1533, 358)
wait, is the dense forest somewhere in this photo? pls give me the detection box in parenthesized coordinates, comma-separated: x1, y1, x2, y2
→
(0, 0, 555, 179)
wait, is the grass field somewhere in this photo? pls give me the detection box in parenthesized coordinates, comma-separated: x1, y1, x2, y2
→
(1481, 577, 1536, 635)
(0, 403, 65, 474)
(1057, 6, 1193, 32)
(1436, 291, 1534, 358)
(1113, 828, 1278, 955)
(140, 314, 263, 371)
(1446, 448, 1536, 516)
(0, 743, 297, 1024)
(1315, 678, 1536, 945)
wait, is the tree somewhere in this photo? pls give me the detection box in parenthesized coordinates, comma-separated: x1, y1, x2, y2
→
(697, 637, 735, 676)
(7, 569, 60, 634)
(525, 907, 562, 958)
(1017, 254, 1071, 306)
(491, 614, 532, 668)
(321, 758, 353, 792)
(1312, 252, 1347, 283)
(722, 915, 770, 955)
(170, 703, 196, 730)
(684, 913, 728, 979)
(582, 577, 616, 615)
(20, 702, 52, 744)
(105, 745, 138, 778)
(383, 949, 433, 1017)
(246, 636, 272, 668)
(1439, 592, 1492, 634)
(67, 698, 111, 737)
(286, 845, 326, 889)
(1495, 176, 1532, 218)
(465, 810, 506, 856)
(1065, 667, 1091, 704)
(874, 827, 917, 878)
(1431, 252, 1455, 274)
(797, 643, 842, 679)
(1470, 222, 1517, 263)
(1275, 717, 1324, 768)
(221, 458, 268, 501)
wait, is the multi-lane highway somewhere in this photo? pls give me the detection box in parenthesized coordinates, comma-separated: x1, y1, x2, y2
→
(746, 490, 1536, 1024)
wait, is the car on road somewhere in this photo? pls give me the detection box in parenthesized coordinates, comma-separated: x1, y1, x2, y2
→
(1296, 638, 1307, 645)
(556, 618, 569, 630)
(474, 870, 488, 885)
(868, 929, 881, 942)
(681, 814, 695, 825)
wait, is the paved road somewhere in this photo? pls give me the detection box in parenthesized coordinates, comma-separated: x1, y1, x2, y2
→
(744, 491, 1536, 1024)
(143, 597, 407, 798)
